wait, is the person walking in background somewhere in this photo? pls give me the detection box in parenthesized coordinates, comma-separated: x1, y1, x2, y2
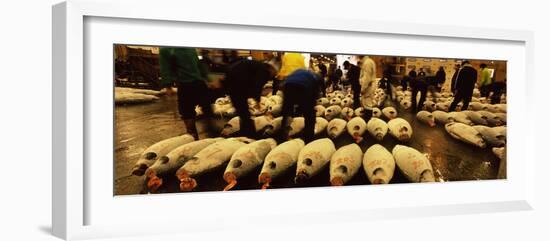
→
(435, 66, 446, 92)
(279, 69, 324, 143)
(491, 78, 506, 104)
(224, 60, 277, 138)
(401, 65, 417, 91)
(410, 69, 428, 113)
(272, 52, 306, 95)
(479, 63, 492, 98)
(358, 56, 377, 118)
(378, 67, 393, 99)
(332, 65, 343, 90)
(450, 64, 461, 93)
(343, 60, 362, 109)
(317, 63, 328, 96)
(159, 47, 215, 139)
(448, 61, 477, 111)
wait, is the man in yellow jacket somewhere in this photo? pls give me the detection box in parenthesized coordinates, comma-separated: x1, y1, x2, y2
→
(272, 52, 305, 94)
(479, 63, 492, 98)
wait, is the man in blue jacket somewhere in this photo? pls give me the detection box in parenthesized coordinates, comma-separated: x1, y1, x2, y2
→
(279, 69, 324, 143)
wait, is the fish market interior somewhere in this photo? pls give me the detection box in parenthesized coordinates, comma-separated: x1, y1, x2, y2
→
(114, 45, 507, 195)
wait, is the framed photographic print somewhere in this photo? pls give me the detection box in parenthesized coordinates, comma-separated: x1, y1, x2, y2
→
(52, 0, 535, 240)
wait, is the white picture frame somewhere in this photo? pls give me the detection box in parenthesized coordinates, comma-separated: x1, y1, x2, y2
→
(52, 0, 535, 240)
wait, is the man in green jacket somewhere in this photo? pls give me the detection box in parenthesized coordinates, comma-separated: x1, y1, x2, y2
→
(159, 47, 213, 139)
(479, 63, 492, 98)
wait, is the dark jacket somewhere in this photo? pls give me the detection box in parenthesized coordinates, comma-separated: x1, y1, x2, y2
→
(224, 60, 271, 101)
(346, 64, 361, 86)
(285, 69, 324, 98)
(455, 64, 477, 95)
(435, 69, 446, 84)
(451, 69, 460, 93)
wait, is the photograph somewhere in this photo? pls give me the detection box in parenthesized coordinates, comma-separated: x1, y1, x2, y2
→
(113, 45, 507, 195)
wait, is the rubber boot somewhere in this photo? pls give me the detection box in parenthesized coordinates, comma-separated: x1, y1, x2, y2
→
(183, 118, 199, 140)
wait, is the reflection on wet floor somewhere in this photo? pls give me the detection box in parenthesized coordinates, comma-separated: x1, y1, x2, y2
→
(114, 94, 503, 195)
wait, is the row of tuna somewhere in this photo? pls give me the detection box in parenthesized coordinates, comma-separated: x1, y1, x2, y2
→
(114, 87, 166, 104)
(132, 134, 436, 193)
(221, 114, 413, 143)
(415, 110, 507, 148)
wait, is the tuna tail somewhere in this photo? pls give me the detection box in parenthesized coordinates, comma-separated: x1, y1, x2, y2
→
(177, 170, 197, 192)
(330, 176, 344, 186)
(145, 169, 163, 193)
(223, 172, 238, 191)
(294, 170, 310, 184)
(258, 172, 272, 190)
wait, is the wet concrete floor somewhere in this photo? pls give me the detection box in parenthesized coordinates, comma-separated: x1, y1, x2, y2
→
(114, 94, 503, 195)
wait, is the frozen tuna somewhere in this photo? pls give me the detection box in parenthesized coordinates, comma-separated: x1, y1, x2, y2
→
(317, 97, 330, 107)
(327, 119, 347, 139)
(366, 117, 388, 141)
(330, 97, 342, 106)
(340, 107, 355, 120)
(341, 97, 354, 108)
(329, 144, 363, 186)
(145, 138, 223, 192)
(314, 117, 329, 136)
(372, 107, 382, 118)
(261, 117, 283, 137)
(437, 102, 450, 111)
(433, 110, 452, 125)
(444, 122, 486, 148)
(131, 134, 195, 176)
(387, 118, 413, 142)
(354, 107, 366, 117)
(423, 100, 436, 111)
(462, 110, 488, 125)
(221, 116, 241, 137)
(176, 137, 255, 191)
(295, 138, 336, 183)
(448, 112, 474, 125)
(258, 139, 305, 189)
(254, 116, 272, 133)
(399, 99, 412, 110)
(478, 111, 502, 126)
(324, 105, 342, 121)
(392, 145, 435, 183)
(382, 107, 398, 119)
(266, 103, 282, 117)
(346, 117, 368, 143)
(363, 144, 395, 184)
(223, 139, 277, 191)
(314, 105, 326, 117)
(288, 117, 305, 137)
(416, 111, 436, 127)
(473, 125, 506, 147)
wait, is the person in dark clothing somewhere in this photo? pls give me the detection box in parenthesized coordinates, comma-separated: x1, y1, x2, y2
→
(279, 69, 324, 143)
(329, 65, 343, 91)
(491, 79, 506, 104)
(449, 61, 477, 111)
(224, 60, 277, 138)
(159, 47, 215, 139)
(434, 66, 446, 91)
(401, 66, 417, 91)
(378, 69, 393, 99)
(410, 73, 428, 113)
(343, 61, 361, 108)
(317, 63, 328, 96)
(450, 64, 461, 93)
